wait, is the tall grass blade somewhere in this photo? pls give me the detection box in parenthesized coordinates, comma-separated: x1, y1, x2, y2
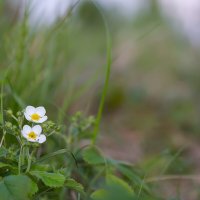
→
(91, 1, 112, 144)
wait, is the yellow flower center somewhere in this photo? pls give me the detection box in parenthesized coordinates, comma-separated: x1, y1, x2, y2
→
(28, 131, 37, 140)
(31, 113, 41, 121)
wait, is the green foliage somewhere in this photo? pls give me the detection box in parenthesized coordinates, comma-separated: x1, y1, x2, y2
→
(91, 175, 135, 200)
(65, 178, 84, 194)
(30, 171, 65, 188)
(0, 147, 7, 157)
(0, 175, 38, 200)
(82, 146, 105, 165)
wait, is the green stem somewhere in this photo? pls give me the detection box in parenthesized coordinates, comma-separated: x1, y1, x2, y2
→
(18, 145, 24, 174)
(0, 83, 6, 147)
(16, 136, 22, 146)
(0, 133, 5, 147)
(26, 148, 32, 173)
(92, 2, 112, 144)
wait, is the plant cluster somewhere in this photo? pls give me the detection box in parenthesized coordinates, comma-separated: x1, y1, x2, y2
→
(0, 105, 159, 200)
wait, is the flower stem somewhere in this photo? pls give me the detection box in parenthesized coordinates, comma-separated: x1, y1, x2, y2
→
(0, 132, 5, 147)
(26, 148, 33, 173)
(18, 145, 24, 174)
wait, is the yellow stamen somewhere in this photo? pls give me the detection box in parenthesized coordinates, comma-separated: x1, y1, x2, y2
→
(28, 131, 37, 140)
(31, 113, 40, 121)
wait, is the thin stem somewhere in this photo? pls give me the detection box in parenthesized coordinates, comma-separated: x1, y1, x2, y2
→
(92, 2, 112, 144)
(18, 145, 24, 174)
(0, 133, 5, 147)
(26, 148, 33, 173)
(47, 130, 56, 137)
(77, 193, 80, 200)
(0, 83, 5, 147)
(145, 174, 200, 183)
(89, 167, 105, 187)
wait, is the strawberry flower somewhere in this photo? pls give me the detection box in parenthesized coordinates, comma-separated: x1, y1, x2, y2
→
(24, 106, 48, 123)
(21, 125, 46, 143)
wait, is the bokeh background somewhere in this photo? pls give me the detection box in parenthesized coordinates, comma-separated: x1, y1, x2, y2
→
(1, 0, 200, 199)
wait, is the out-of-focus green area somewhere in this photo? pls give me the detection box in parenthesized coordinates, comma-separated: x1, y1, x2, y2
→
(1, 0, 200, 198)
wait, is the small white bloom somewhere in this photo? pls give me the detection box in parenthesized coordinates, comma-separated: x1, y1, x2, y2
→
(24, 106, 48, 123)
(21, 125, 46, 143)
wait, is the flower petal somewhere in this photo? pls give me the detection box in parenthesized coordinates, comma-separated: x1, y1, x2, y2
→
(25, 106, 36, 115)
(32, 125, 42, 136)
(27, 137, 38, 143)
(38, 116, 48, 123)
(24, 112, 31, 121)
(36, 106, 46, 117)
(38, 134, 46, 143)
(21, 125, 31, 139)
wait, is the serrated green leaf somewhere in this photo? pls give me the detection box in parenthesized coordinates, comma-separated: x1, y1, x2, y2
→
(30, 171, 65, 188)
(0, 175, 38, 200)
(91, 175, 135, 200)
(82, 146, 105, 165)
(65, 178, 84, 194)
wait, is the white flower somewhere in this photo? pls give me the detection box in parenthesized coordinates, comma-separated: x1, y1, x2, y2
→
(24, 106, 48, 123)
(21, 125, 46, 143)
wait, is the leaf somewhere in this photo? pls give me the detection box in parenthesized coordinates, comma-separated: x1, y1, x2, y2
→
(82, 146, 105, 165)
(0, 175, 38, 200)
(0, 147, 7, 157)
(91, 175, 135, 200)
(31, 164, 51, 171)
(65, 178, 84, 194)
(115, 164, 150, 193)
(0, 163, 10, 168)
(30, 171, 65, 188)
(0, 162, 17, 171)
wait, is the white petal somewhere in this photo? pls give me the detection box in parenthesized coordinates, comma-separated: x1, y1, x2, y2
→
(24, 112, 31, 121)
(27, 137, 38, 143)
(21, 130, 28, 139)
(25, 106, 36, 115)
(22, 125, 31, 134)
(32, 125, 42, 136)
(38, 116, 48, 123)
(38, 134, 46, 143)
(36, 106, 46, 117)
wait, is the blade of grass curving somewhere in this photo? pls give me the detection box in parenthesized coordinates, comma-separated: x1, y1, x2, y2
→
(145, 174, 200, 183)
(0, 83, 5, 147)
(0, 83, 4, 125)
(160, 146, 186, 175)
(91, 1, 112, 144)
(6, 79, 26, 109)
(32, 149, 77, 165)
(41, 0, 81, 51)
(21, 149, 77, 171)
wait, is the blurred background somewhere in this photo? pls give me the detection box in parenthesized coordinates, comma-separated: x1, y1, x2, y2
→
(1, 0, 200, 199)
